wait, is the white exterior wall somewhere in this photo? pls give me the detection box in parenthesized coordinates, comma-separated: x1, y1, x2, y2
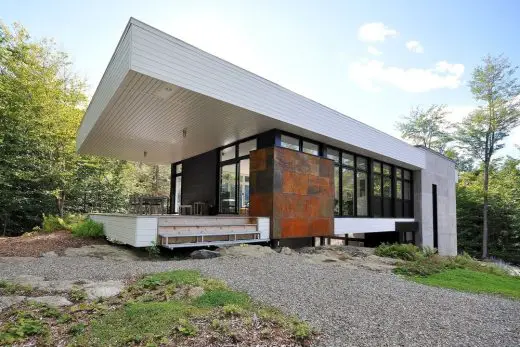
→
(90, 214, 158, 247)
(334, 218, 415, 235)
(414, 149, 457, 256)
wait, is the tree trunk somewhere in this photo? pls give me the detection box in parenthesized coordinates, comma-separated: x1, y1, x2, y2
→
(56, 190, 66, 217)
(2, 214, 7, 236)
(482, 161, 489, 259)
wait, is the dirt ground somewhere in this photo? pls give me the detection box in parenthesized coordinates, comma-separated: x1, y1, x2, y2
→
(0, 231, 107, 257)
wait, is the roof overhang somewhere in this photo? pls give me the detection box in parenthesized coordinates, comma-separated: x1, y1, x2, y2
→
(78, 18, 426, 169)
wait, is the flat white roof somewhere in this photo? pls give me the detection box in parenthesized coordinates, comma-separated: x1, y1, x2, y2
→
(78, 18, 425, 169)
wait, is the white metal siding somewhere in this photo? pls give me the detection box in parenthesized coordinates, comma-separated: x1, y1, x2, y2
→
(257, 217, 270, 240)
(135, 217, 159, 247)
(129, 20, 425, 168)
(334, 218, 415, 235)
(91, 214, 137, 246)
(77, 27, 132, 149)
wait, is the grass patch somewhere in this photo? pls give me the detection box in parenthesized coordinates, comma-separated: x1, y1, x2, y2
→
(81, 301, 194, 346)
(0, 280, 34, 296)
(381, 244, 520, 300)
(410, 268, 520, 299)
(194, 289, 251, 308)
(135, 270, 201, 289)
(0, 270, 316, 346)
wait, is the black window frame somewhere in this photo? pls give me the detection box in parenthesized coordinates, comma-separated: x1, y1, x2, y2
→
(217, 136, 258, 214)
(325, 146, 369, 218)
(171, 162, 182, 214)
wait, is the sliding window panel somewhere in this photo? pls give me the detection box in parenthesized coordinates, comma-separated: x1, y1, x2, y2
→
(342, 168, 354, 216)
(356, 171, 368, 216)
(219, 164, 237, 214)
(334, 166, 340, 215)
(395, 179, 403, 217)
(239, 159, 250, 215)
(174, 176, 182, 213)
(372, 174, 383, 217)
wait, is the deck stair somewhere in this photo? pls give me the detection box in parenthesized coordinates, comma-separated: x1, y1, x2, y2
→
(158, 216, 264, 249)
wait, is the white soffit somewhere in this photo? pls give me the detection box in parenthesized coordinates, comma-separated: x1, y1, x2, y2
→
(78, 18, 425, 169)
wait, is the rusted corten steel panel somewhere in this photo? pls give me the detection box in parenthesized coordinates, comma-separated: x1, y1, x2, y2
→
(249, 146, 334, 239)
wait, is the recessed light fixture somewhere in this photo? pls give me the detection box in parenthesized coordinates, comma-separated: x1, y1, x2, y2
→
(154, 84, 178, 100)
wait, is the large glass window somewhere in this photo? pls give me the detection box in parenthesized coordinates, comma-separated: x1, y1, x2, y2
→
(356, 171, 368, 216)
(218, 138, 256, 214)
(281, 134, 299, 151)
(219, 164, 236, 214)
(174, 176, 182, 213)
(302, 141, 319, 156)
(239, 139, 256, 157)
(342, 168, 354, 216)
(220, 146, 235, 162)
(403, 169, 413, 218)
(383, 164, 393, 217)
(372, 161, 382, 217)
(334, 166, 340, 215)
(239, 159, 250, 215)
(326, 148, 340, 163)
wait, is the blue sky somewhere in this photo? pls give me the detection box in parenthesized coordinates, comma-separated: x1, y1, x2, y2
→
(3, 0, 520, 155)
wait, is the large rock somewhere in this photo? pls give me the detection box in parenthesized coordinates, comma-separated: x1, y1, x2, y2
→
(64, 245, 140, 261)
(0, 296, 25, 312)
(187, 286, 205, 298)
(218, 245, 276, 258)
(27, 296, 72, 307)
(83, 280, 124, 299)
(190, 249, 220, 259)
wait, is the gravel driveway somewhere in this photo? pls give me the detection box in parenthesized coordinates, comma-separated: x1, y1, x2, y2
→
(1, 250, 519, 347)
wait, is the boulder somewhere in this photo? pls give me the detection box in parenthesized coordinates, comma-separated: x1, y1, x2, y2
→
(190, 249, 220, 259)
(27, 296, 72, 307)
(83, 280, 124, 299)
(187, 286, 205, 298)
(0, 296, 25, 312)
(281, 247, 292, 255)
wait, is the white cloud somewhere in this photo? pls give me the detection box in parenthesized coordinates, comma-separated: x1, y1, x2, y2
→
(348, 60, 465, 92)
(446, 105, 475, 122)
(367, 46, 382, 56)
(358, 23, 398, 42)
(406, 40, 424, 53)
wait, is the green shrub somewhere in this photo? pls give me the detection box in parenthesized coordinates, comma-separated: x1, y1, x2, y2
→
(42, 214, 68, 233)
(175, 318, 198, 336)
(394, 253, 510, 277)
(146, 242, 161, 259)
(375, 243, 422, 261)
(291, 320, 313, 341)
(71, 219, 104, 238)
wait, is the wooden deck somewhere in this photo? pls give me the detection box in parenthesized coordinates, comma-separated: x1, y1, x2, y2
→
(90, 214, 270, 248)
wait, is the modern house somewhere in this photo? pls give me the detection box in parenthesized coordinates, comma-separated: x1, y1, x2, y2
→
(78, 18, 457, 255)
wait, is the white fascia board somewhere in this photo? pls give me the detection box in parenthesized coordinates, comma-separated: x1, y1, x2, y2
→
(76, 22, 133, 151)
(127, 18, 425, 169)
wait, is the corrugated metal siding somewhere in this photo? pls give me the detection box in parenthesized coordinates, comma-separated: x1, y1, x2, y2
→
(129, 20, 425, 168)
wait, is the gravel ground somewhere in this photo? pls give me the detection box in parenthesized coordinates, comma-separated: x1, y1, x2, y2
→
(1, 253, 519, 346)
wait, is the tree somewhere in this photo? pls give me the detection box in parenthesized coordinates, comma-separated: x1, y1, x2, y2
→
(0, 21, 141, 235)
(456, 55, 520, 258)
(396, 104, 452, 153)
